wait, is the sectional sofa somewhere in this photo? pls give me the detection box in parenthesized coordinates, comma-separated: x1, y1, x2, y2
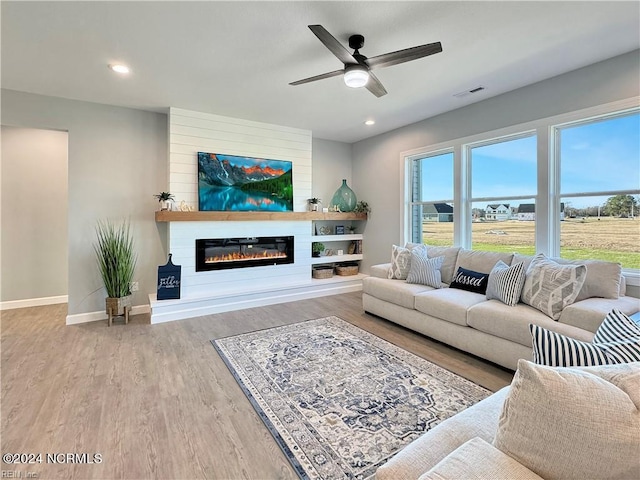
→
(362, 246, 640, 370)
(376, 359, 640, 480)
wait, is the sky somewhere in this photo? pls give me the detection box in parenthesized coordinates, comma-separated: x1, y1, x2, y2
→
(419, 112, 639, 209)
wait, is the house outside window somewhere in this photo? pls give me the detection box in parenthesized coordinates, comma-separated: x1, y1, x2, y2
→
(470, 133, 537, 254)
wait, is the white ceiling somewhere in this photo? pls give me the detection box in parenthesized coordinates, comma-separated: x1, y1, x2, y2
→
(2, 1, 639, 143)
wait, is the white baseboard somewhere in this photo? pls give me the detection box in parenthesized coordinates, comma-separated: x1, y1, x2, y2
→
(65, 304, 150, 325)
(0, 295, 68, 311)
(149, 278, 365, 324)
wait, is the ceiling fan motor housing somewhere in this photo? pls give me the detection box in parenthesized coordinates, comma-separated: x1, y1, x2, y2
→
(348, 34, 365, 51)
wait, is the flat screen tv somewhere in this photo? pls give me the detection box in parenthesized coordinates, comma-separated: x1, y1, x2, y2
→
(197, 152, 293, 212)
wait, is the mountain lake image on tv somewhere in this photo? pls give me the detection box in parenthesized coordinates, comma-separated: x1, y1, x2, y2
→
(197, 152, 293, 211)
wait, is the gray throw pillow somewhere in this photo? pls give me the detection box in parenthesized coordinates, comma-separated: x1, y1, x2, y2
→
(521, 254, 587, 320)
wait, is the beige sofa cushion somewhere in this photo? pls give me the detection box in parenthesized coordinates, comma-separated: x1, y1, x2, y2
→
(467, 300, 594, 347)
(559, 295, 640, 333)
(415, 289, 487, 327)
(419, 437, 543, 480)
(362, 277, 433, 310)
(511, 253, 534, 271)
(376, 388, 509, 480)
(494, 360, 640, 480)
(454, 249, 514, 276)
(552, 257, 622, 300)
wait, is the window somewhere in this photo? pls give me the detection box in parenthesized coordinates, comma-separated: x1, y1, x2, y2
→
(470, 134, 537, 254)
(557, 111, 640, 269)
(409, 151, 454, 246)
(403, 99, 640, 276)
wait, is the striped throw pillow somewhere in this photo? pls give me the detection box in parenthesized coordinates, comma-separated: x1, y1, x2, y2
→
(529, 324, 609, 366)
(406, 251, 444, 288)
(530, 309, 640, 366)
(486, 261, 526, 306)
(593, 309, 640, 363)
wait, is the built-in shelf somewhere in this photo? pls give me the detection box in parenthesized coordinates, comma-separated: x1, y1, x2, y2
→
(310, 254, 363, 265)
(155, 211, 367, 222)
(310, 273, 368, 284)
(312, 234, 363, 242)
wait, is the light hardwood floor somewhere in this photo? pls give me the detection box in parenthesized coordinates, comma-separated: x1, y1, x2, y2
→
(1, 292, 513, 479)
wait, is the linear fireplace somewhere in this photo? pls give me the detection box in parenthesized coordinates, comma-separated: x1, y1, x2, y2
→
(196, 236, 294, 272)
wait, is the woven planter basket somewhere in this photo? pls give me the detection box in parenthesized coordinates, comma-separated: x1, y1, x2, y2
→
(312, 266, 334, 279)
(336, 265, 358, 276)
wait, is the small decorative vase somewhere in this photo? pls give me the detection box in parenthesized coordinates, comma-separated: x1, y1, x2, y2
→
(160, 200, 172, 211)
(329, 179, 357, 212)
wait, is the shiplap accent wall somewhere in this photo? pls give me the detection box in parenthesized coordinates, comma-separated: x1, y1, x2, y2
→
(169, 107, 312, 209)
(165, 108, 313, 309)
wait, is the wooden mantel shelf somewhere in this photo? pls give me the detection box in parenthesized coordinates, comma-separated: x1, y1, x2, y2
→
(155, 210, 368, 222)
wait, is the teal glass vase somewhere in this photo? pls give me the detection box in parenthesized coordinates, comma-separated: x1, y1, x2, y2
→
(329, 179, 357, 212)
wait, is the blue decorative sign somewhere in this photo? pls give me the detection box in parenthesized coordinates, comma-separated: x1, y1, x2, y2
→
(157, 254, 181, 300)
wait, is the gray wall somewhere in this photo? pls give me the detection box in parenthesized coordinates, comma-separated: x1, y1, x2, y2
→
(1, 90, 168, 316)
(352, 50, 640, 275)
(1, 126, 68, 302)
(311, 138, 353, 208)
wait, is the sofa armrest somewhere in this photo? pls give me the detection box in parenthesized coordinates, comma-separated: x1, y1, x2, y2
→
(418, 437, 543, 480)
(370, 263, 391, 278)
(376, 387, 509, 480)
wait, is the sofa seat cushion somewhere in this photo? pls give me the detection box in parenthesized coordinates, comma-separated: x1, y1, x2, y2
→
(376, 388, 509, 480)
(414, 288, 487, 327)
(559, 295, 640, 333)
(362, 277, 434, 310)
(419, 437, 543, 480)
(467, 300, 594, 348)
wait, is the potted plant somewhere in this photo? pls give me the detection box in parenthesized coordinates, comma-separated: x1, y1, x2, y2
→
(354, 201, 371, 214)
(94, 220, 137, 326)
(312, 242, 325, 257)
(154, 192, 175, 211)
(308, 197, 321, 212)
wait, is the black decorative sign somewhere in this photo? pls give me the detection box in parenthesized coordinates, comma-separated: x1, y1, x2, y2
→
(157, 254, 181, 300)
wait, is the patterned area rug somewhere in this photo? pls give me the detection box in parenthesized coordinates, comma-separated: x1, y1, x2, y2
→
(212, 316, 490, 480)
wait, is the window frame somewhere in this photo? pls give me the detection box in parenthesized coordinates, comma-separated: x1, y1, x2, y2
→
(400, 96, 640, 284)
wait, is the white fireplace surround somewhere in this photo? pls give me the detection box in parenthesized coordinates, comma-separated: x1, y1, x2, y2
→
(148, 108, 362, 323)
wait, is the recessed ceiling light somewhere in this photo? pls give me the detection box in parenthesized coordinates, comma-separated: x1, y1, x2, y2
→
(364, 120, 375, 126)
(109, 64, 130, 74)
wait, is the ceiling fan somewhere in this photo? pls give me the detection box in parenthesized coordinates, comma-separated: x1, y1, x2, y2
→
(290, 25, 443, 97)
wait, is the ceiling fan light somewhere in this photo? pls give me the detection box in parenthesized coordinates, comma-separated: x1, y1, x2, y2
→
(344, 65, 369, 88)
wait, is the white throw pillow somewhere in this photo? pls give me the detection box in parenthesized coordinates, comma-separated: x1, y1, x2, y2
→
(486, 261, 526, 306)
(388, 245, 412, 279)
(406, 251, 444, 288)
(521, 254, 587, 320)
(494, 360, 640, 480)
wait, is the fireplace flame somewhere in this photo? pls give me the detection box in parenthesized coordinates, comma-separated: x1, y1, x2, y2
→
(205, 251, 288, 263)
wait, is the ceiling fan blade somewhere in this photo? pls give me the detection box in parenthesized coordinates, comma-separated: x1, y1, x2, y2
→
(366, 42, 443, 70)
(365, 71, 387, 97)
(308, 25, 357, 65)
(289, 69, 344, 86)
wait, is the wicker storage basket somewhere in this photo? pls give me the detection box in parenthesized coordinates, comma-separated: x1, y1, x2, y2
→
(336, 264, 359, 276)
(312, 266, 334, 279)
